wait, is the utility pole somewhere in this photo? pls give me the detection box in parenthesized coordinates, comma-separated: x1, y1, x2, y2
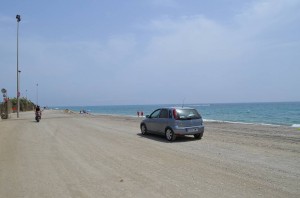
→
(16, 14, 21, 118)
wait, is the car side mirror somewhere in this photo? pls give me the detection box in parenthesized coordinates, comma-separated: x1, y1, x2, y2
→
(146, 115, 150, 118)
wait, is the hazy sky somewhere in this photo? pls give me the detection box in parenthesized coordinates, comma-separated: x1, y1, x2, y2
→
(1, 0, 299, 106)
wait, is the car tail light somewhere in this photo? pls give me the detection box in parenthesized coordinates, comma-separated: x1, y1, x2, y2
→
(173, 109, 178, 120)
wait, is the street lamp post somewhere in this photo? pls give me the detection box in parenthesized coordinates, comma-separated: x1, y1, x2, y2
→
(18, 70, 21, 110)
(36, 83, 39, 105)
(16, 14, 21, 118)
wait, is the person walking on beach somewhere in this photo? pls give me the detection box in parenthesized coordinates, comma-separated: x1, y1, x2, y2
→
(137, 111, 140, 117)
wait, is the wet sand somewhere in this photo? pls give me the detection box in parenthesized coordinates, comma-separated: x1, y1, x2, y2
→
(0, 110, 299, 197)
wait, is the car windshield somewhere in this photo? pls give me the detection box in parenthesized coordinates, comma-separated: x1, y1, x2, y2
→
(176, 109, 201, 120)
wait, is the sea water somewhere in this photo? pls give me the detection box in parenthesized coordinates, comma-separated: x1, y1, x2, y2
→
(52, 102, 300, 127)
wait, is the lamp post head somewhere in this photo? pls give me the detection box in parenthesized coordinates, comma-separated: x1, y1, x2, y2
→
(1, 88, 6, 94)
(16, 15, 21, 22)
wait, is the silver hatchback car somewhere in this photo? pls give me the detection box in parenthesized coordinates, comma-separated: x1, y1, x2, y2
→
(140, 107, 204, 141)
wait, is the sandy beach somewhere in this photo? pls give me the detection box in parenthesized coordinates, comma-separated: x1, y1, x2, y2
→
(0, 110, 299, 198)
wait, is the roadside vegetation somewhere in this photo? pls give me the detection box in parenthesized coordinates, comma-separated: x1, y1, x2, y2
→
(1, 97, 35, 112)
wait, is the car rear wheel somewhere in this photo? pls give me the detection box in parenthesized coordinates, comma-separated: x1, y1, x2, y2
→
(165, 128, 176, 141)
(194, 133, 203, 139)
(141, 124, 148, 135)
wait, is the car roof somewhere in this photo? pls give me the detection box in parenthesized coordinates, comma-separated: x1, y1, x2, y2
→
(163, 107, 195, 110)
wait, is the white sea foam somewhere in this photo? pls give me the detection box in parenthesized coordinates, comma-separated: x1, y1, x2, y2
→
(203, 119, 281, 127)
(291, 124, 300, 128)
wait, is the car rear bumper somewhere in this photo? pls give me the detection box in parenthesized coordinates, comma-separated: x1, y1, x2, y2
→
(173, 126, 204, 135)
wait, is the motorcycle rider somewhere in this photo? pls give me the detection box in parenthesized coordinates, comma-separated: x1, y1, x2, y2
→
(35, 105, 42, 119)
(35, 105, 40, 112)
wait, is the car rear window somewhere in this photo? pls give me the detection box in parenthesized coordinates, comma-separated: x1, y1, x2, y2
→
(175, 109, 201, 120)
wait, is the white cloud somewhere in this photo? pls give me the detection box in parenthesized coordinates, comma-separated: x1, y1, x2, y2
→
(138, 0, 300, 69)
(122, 0, 300, 103)
(235, 0, 300, 37)
(131, 15, 243, 84)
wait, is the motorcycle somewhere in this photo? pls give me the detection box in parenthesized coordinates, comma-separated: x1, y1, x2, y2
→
(35, 111, 42, 122)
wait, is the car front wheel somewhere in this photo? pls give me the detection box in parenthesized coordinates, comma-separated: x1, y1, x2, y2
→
(141, 124, 148, 135)
(165, 128, 176, 141)
(194, 133, 203, 139)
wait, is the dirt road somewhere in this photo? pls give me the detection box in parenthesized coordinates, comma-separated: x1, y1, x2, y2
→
(0, 110, 299, 197)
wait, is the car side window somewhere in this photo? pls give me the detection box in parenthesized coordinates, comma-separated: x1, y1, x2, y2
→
(159, 109, 169, 118)
(150, 109, 161, 118)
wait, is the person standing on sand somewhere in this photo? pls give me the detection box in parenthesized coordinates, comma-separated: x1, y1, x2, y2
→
(137, 111, 140, 117)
